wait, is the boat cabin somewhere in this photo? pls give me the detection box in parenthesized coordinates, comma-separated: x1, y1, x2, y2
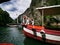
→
(36, 5, 60, 30)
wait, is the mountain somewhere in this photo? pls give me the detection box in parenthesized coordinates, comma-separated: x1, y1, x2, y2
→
(23, 0, 60, 29)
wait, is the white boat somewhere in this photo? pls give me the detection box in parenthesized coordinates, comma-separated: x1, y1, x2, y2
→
(22, 5, 60, 45)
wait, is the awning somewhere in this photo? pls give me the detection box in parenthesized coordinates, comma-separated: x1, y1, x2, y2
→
(36, 5, 60, 15)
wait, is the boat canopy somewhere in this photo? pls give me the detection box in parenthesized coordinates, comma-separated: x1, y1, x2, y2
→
(36, 5, 60, 15)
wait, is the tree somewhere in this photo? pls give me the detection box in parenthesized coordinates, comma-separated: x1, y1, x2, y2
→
(46, 0, 60, 6)
(0, 8, 13, 26)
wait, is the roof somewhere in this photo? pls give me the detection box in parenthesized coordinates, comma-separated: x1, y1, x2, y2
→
(36, 5, 60, 15)
(36, 5, 60, 9)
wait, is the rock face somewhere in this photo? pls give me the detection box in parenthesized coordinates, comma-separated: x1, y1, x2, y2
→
(23, 0, 60, 29)
(25, 8, 42, 25)
(23, 0, 42, 25)
(0, 8, 13, 26)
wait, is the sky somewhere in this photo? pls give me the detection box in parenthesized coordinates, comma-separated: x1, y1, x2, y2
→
(0, 0, 32, 20)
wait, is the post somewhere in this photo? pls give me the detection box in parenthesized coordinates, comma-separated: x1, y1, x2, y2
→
(41, 0, 44, 29)
(42, 9, 44, 29)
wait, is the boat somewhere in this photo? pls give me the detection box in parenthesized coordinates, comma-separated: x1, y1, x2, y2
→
(22, 5, 60, 45)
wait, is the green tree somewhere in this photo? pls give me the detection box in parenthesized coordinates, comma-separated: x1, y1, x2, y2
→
(46, 0, 60, 6)
(0, 8, 13, 26)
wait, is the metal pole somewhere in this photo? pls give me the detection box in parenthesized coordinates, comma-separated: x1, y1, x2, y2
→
(42, 9, 44, 28)
(42, 0, 44, 29)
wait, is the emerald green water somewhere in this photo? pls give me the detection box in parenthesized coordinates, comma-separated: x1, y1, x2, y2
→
(0, 26, 55, 45)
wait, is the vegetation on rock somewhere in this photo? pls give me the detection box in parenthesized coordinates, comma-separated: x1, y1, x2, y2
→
(0, 8, 13, 26)
(24, 0, 60, 29)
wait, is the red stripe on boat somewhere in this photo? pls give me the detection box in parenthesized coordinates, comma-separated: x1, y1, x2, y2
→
(45, 29, 60, 36)
(23, 30, 60, 45)
(27, 25, 60, 36)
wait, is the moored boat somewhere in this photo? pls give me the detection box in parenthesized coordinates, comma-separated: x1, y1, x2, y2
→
(22, 5, 60, 45)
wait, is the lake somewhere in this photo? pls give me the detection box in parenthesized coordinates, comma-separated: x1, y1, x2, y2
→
(0, 26, 55, 45)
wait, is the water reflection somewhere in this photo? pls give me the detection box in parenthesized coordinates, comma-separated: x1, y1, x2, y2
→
(0, 26, 55, 45)
(24, 37, 55, 45)
(0, 27, 25, 45)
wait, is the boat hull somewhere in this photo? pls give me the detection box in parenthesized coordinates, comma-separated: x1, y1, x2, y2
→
(23, 26, 60, 45)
